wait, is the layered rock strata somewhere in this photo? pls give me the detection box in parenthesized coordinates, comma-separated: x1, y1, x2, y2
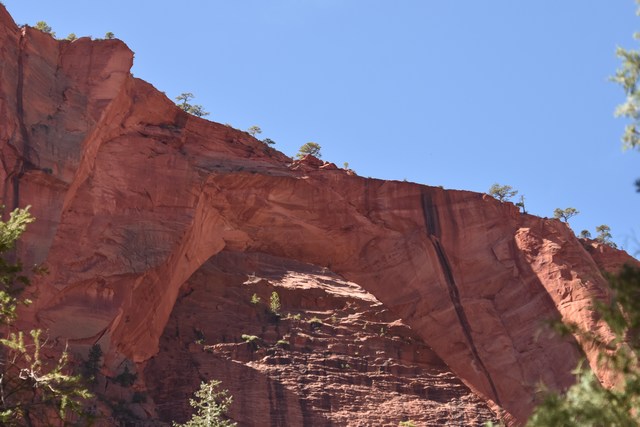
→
(0, 6, 638, 425)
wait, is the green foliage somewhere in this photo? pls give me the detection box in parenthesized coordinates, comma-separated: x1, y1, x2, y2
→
(553, 207, 579, 223)
(241, 334, 260, 351)
(527, 265, 640, 425)
(275, 339, 289, 347)
(175, 93, 210, 118)
(132, 392, 147, 404)
(34, 21, 55, 37)
(612, 0, 640, 151)
(66, 33, 77, 41)
(82, 343, 103, 383)
(104, 31, 115, 39)
(595, 224, 617, 248)
(296, 142, 322, 159)
(262, 138, 276, 146)
(286, 313, 301, 321)
(241, 334, 259, 347)
(612, 1, 640, 190)
(488, 183, 518, 202)
(515, 195, 527, 214)
(0, 207, 91, 423)
(398, 421, 417, 427)
(173, 380, 236, 427)
(0, 207, 33, 324)
(247, 125, 262, 137)
(269, 291, 281, 316)
(528, 367, 640, 427)
(309, 316, 323, 326)
(0, 207, 34, 253)
(0, 330, 92, 424)
(113, 365, 137, 387)
(530, 5, 640, 424)
(250, 293, 260, 305)
(579, 229, 592, 239)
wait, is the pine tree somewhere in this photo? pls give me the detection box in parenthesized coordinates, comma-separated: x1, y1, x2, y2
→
(173, 380, 236, 427)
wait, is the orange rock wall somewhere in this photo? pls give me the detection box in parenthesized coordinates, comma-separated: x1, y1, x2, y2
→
(1, 6, 637, 424)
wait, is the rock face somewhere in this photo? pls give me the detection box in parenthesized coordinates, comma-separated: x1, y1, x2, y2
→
(0, 6, 638, 425)
(146, 251, 497, 426)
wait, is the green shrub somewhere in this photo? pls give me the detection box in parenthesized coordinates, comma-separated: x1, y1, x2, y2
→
(488, 183, 517, 202)
(132, 392, 147, 404)
(241, 334, 260, 351)
(309, 316, 323, 325)
(296, 142, 322, 159)
(113, 366, 137, 387)
(82, 344, 103, 383)
(269, 292, 281, 316)
(172, 380, 236, 426)
(34, 21, 55, 37)
(275, 339, 290, 348)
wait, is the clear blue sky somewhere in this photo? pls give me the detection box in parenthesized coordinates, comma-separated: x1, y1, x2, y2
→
(4, 1, 639, 253)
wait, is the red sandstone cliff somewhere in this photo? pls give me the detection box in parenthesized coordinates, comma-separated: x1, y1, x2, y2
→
(0, 5, 638, 425)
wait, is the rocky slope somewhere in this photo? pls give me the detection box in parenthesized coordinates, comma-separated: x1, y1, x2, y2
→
(145, 251, 497, 426)
(0, 5, 638, 425)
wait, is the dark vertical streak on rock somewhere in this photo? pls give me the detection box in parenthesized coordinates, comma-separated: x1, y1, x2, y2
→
(268, 377, 288, 427)
(12, 30, 28, 209)
(421, 191, 502, 406)
(421, 191, 440, 237)
(431, 239, 501, 406)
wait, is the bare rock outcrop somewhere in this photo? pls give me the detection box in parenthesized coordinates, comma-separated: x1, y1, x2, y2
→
(0, 6, 638, 425)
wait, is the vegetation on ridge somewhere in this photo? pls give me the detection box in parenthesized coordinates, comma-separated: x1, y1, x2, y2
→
(296, 142, 322, 159)
(488, 183, 518, 202)
(175, 92, 210, 117)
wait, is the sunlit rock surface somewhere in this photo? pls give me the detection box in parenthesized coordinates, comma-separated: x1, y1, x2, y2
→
(1, 6, 638, 425)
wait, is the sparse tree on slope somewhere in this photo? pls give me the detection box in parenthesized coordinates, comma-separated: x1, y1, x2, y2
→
(34, 21, 55, 37)
(579, 229, 592, 239)
(296, 142, 322, 159)
(247, 126, 262, 137)
(515, 195, 527, 214)
(553, 207, 579, 223)
(595, 224, 617, 248)
(175, 93, 210, 118)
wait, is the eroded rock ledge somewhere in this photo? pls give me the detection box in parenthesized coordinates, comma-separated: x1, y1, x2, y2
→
(1, 5, 637, 425)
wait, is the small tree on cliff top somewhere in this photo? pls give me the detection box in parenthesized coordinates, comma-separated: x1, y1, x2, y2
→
(553, 207, 579, 224)
(488, 183, 518, 202)
(34, 21, 55, 37)
(595, 224, 617, 248)
(296, 142, 322, 159)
